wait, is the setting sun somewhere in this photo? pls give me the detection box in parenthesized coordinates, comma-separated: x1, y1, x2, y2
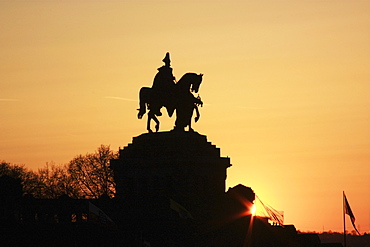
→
(251, 204, 257, 216)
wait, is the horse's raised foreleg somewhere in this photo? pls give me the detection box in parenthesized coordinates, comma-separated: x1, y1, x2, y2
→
(194, 105, 200, 123)
(187, 105, 198, 132)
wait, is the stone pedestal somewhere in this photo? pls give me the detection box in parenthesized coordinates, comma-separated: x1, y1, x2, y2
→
(110, 131, 231, 212)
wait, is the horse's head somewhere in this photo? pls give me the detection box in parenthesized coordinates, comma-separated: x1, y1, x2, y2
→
(191, 73, 203, 93)
(177, 72, 203, 93)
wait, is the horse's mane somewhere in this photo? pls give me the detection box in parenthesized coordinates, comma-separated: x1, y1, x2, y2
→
(177, 73, 200, 86)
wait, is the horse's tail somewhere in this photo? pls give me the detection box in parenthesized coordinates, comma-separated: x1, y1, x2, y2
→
(137, 87, 149, 119)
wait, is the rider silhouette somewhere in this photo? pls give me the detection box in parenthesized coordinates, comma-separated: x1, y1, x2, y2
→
(151, 52, 176, 116)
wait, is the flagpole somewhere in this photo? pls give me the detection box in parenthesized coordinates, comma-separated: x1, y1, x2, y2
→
(343, 191, 347, 247)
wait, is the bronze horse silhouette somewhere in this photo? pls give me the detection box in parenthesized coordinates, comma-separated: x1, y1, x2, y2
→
(138, 73, 203, 132)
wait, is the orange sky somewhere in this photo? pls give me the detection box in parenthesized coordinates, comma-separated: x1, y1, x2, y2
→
(1, 1, 369, 233)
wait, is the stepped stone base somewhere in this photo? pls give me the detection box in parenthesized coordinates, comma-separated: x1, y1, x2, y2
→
(110, 131, 231, 208)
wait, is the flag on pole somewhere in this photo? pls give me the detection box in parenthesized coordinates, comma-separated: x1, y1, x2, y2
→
(343, 192, 360, 235)
(88, 202, 115, 228)
(170, 199, 194, 219)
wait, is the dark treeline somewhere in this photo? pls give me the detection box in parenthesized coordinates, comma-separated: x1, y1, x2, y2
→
(0, 145, 117, 199)
(319, 232, 369, 246)
(298, 231, 370, 246)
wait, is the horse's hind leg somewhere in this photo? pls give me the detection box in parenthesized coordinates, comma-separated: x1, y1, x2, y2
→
(147, 113, 153, 133)
(150, 112, 160, 132)
(147, 111, 160, 133)
(138, 108, 146, 119)
(188, 117, 194, 132)
(138, 88, 148, 119)
(154, 116, 160, 132)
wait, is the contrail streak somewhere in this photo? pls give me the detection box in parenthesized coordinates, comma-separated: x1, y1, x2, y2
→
(0, 99, 20, 102)
(104, 96, 137, 102)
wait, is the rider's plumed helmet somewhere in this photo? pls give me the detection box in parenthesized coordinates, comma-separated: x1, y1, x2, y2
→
(162, 52, 171, 66)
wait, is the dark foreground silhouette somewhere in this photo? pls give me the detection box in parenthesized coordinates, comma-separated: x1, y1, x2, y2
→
(1, 131, 358, 246)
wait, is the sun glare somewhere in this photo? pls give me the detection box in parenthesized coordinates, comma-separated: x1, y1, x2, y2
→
(251, 204, 256, 215)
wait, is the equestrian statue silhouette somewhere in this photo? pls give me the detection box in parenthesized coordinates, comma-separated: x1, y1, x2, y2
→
(137, 53, 203, 132)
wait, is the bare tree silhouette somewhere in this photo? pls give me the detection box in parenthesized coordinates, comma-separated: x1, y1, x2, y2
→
(1, 145, 117, 199)
(67, 145, 117, 199)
